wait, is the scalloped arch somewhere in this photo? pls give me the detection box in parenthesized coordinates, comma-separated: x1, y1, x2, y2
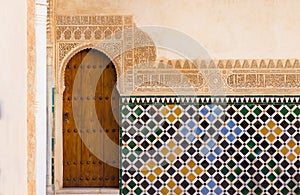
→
(58, 43, 122, 94)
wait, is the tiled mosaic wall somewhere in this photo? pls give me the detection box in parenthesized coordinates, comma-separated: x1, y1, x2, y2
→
(121, 97, 300, 195)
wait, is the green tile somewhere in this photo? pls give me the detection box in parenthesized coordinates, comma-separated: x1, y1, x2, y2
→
(134, 187, 143, 195)
(128, 103, 136, 109)
(141, 127, 149, 135)
(261, 167, 269, 175)
(267, 173, 276, 182)
(228, 160, 236, 168)
(241, 147, 249, 155)
(240, 107, 249, 115)
(128, 154, 136, 162)
(247, 104, 255, 109)
(122, 187, 129, 195)
(293, 107, 300, 115)
(221, 167, 229, 175)
(280, 107, 289, 115)
(268, 160, 276, 168)
(134, 107, 143, 115)
(275, 167, 282, 175)
(241, 187, 249, 195)
(294, 187, 300, 194)
(254, 147, 262, 155)
(128, 141, 136, 149)
(254, 187, 262, 195)
(247, 154, 255, 162)
(234, 167, 242, 175)
(227, 173, 236, 182)
(247, 114, 255, 122)
(122, 148, 130, 155)
(128, 180, 136, 188)
(247, 181, 255, 188)
(134, 147, 142, 155)
(155, 128, 162, 136)
(128, 114, 136, 122)
(147, 134, 156, 142)
(288, 181, 296, 189)
(281, 187, 289, 195)
(247, 140, 255, 148)
(147, 121, 156, 129)
(122, 107, 130, 115)
(254, 107, 262, 115)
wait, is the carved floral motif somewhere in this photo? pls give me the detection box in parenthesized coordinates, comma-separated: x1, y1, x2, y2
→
(55, 16, 300, 95)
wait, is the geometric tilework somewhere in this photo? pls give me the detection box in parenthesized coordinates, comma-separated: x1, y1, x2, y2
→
(121, 97, 300, 195)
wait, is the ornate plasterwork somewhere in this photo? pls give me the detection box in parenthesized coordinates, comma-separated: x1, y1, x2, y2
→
(132, 59, 300, 95)
(56, 15, 156, 95)
(55, 15, 300, 96)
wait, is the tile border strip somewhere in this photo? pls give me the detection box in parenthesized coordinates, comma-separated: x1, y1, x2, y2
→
(120, 96, 300, 105)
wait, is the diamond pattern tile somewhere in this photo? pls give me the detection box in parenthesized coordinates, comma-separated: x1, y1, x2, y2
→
(121, 97, 300, 195)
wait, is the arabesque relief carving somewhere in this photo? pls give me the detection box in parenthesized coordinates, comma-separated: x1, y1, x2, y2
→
(55, 15, 300, 95)
(132, 59, 300, 95)
(56, 15, 156, 94)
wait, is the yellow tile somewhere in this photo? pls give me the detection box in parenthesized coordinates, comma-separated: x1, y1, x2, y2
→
(194, 167, 203, 175)
(181, 167, 189, 175)
(174, 187, 182, 194)
(168, 104, 176, 109)
(287, 153, 296, 162)
(188, 160, 196, 168)
(161, 187, 169, 195)
(267, 120, 276, 129)
(267, 134, 275, 142)
(148, 173, 156, 182)
(148, 160, 156, 169)
(167, 114, 176, 123)
(281, 147, 289, 155)
(174, 107, 182, 115)
(174, 147, 183, 155)
(288, 140, 296, 148)
(294, 147, 300, 155)
(141, 166, 149, 176)
(154, 167, 162, 176)
(274, 127, 282, 135)
(168, 153, 176, 161)
(168, 140, 176, 149)
(260, 127, 269, 135)
(161, 107, 169, 116)
(167, 180, 176, 188)
(161, 147, 169, 156)
(187, 173, 196, 182)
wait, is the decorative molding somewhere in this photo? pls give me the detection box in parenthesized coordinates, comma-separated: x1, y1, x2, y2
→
(55, 15, 300, 96)
(131, 59, 300, 95)
(55, 15, 156, 95)
(121, 96, 300, 104)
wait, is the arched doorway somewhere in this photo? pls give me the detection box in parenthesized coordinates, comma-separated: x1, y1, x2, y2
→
(63, 49, 119, 187)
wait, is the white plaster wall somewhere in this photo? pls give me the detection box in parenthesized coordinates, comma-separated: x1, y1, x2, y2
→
(0, 0, 27, 194)
(56, 0, 300, 59)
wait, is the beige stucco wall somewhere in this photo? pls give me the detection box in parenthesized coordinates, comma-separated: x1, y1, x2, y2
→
(0, 0, 28, 194)
(56, 0, 300, 59)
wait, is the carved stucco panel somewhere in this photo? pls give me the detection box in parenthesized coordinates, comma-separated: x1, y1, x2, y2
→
(55, 15, 157, 95)
(55, 16, 300, 95)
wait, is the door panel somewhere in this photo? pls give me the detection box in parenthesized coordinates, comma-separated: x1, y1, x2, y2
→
(63, 49, 119, 187)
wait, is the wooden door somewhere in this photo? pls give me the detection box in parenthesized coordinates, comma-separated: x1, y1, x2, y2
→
(63, 49, 119, 187)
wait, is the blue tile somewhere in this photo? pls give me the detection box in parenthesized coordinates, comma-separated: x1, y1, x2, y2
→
(194, 127, 202, 135)
(201, 187, 209, 195)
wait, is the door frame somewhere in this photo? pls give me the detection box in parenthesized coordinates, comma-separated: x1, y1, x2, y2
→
(54, 45, 121, 192)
